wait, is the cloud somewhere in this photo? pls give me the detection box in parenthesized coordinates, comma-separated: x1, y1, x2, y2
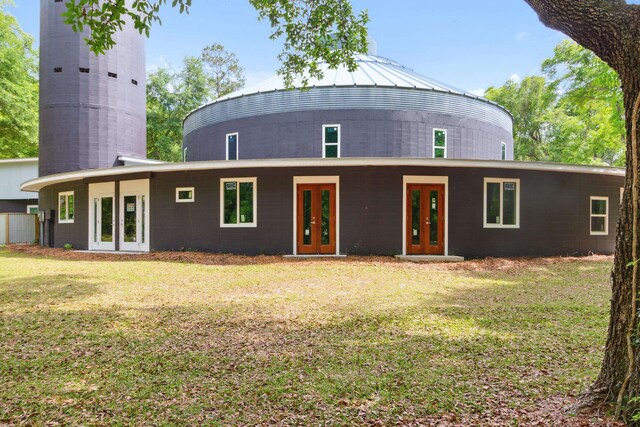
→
(515, 32, 529, 41)
(509, 74, 521, 83)
(469, 88, 485, 97)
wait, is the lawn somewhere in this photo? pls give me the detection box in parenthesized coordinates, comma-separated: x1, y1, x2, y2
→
(0, 247, 617, 425)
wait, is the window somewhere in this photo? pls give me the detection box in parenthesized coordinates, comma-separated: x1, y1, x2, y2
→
(483, 178, 520, 228)
(433, 129, 447, 158)
(226, 133, 238, 160)
(108, 72, 117, 78)
(176, 187, 195, 203)
(54, 67, 62, 73)
(220, 178, 257, 227)
(590, 196, 609, 235)
(79, 67, 90, 73)
(131, 79, 138, 86)
(323, 125, 340, 158)
(58, 191, 74, 223)
(501, 142, 507, 160)
(26, 205, 38, 214)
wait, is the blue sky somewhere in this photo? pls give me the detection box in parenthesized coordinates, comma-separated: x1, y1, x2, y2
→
(10, 0, 575, 94)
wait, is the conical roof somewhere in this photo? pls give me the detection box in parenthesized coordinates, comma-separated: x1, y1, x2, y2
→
(216, 54, 478, 102)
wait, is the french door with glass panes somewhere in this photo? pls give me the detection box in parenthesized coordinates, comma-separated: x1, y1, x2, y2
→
(89, 182, 115, 251)
(119, 179, 150, 252)
(406, 184, 445, 255)
(296, 183, 336, 254)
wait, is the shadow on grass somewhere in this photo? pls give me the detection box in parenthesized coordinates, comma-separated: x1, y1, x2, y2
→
(0, 264, 611, 425)
(0, 274, 102, 311)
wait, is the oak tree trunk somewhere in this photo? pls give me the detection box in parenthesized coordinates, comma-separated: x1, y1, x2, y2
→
(523, 0, 640, 422)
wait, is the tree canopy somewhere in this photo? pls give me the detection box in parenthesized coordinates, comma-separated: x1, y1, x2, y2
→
(146, 44, 245, 161)
(0, 0, 38, 159)
(61, 0, 369, 88)
(485, 40, 625, 166)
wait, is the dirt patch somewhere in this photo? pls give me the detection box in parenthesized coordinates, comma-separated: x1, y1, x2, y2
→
(6, 244, 613, 272)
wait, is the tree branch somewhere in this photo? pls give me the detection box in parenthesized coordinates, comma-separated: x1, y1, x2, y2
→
(523, 0, 627, 70)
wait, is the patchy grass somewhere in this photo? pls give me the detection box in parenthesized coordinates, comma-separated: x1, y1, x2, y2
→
(0, 246, 619, 425)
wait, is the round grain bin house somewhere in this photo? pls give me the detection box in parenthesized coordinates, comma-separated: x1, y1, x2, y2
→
(23, 22, 625, 258)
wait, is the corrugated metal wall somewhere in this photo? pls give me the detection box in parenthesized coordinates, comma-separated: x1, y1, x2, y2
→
(0, 214, 37, 245)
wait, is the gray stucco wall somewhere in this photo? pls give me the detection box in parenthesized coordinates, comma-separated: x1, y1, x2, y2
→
(183, 109, 514, 162)
(39, 0, 146, 177)
(37, 165, 622, 257)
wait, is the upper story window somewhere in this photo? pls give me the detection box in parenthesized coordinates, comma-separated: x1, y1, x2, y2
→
(58, 191, 75, 223)
(590, 196, 609, 235)
(484, 178, 519, 228)
(433, 129, 447, 158)
(220, 178, 257, 227)
(323, 125, 340, 158)
(501, 142, 507, 160)
(226, 132, 238, 160)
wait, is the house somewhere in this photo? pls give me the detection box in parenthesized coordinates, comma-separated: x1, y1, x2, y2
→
(20, 0, 624, 258)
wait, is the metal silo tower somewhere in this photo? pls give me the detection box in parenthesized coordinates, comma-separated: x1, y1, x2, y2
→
(38, 0, 147, 176)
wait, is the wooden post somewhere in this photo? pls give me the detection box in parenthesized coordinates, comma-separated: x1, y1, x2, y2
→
(6, 213, 10, 245)
(34, 213, 39, 243)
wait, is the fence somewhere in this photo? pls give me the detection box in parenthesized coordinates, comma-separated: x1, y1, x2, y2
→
(0, 213, 38, 245)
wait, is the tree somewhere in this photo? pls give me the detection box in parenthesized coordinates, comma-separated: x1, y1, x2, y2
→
(61, 0, 368, 87)
(146, 45, 245, 161)
(485, 40, 626, 166)
(524, 0, 640, 422)
(543, 40, 625, 166)
(485, 76, 557, 161)
(0, 0, 38, 159)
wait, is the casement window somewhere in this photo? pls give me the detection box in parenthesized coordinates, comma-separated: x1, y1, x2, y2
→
(58, 191, 75, 223)
(501, 142, 507, 160)
(483, 178, 520, 228)
(433, 129, 447, 158)
(590, 196, 609, 235)
(176, 187, 195, 203)
(26, 205, 38, 214)
(226, 133, 238, 160)
(220, 178, 257, 227)
(323, 125, 340, 158)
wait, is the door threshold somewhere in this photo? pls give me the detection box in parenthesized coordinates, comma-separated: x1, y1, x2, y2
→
(396, 255, 464, 263)
(78, 250, 148, 255)
(284, 254, 347, 259)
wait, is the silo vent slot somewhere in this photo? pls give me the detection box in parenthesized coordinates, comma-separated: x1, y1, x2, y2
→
(79, 67, 90, 73)
(108, 72, 117, 78)
(54, 67, 62, 73)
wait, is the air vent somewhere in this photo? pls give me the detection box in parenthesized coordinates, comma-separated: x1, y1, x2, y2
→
(79, 68, 90, 73)
(108, 72, 117, 78)
(54, 67, 62, 73)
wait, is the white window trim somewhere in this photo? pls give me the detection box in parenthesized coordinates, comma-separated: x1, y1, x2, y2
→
(176, 187, 195, 203)
(226, 132, 238, 161)
(322, 124, 341, 159)
(58, 191, 74, 223)
(26, 205, 38, 214)
(401, 176, 449, 256)
(590, 196, 609, 236)
(501, 142, 507, 161)
(220, 177, 257, 228)
(292, 176, 340, 255)
(483, 178, 520, 229)
(432, 128, 447, 159)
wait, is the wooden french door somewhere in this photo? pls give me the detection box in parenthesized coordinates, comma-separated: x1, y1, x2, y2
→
(297, 184, 336, 254)
(406, 184, 445, 255)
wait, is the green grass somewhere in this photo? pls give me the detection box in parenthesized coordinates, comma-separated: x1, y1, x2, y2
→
(0, 248, 613, 425)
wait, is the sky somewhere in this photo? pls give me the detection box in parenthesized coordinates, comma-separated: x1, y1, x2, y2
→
(9, 0, 581, 95)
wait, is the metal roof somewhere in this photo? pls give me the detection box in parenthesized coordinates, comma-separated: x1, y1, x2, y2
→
(21, 157, 624, 193)
(215, 54, 477, 103)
